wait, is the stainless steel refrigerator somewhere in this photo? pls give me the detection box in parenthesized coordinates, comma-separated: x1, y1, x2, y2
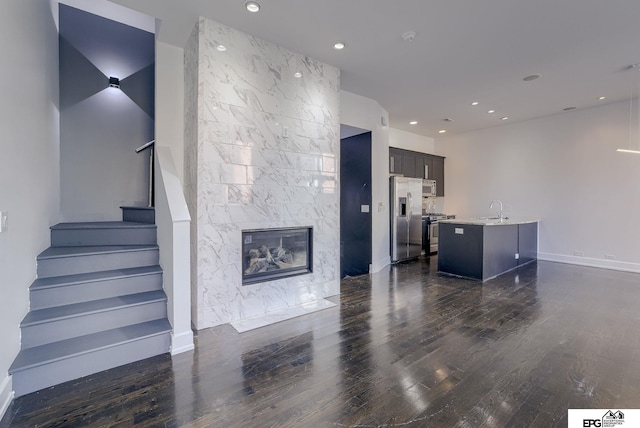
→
(390, 176, 423, 262)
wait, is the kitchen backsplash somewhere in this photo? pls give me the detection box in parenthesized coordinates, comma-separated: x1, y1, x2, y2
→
(422, 196, 446, 213)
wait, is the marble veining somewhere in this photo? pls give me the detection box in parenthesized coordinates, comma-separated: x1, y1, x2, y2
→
(440, 217, 541, 226)
(185, 17, 340, 329)
(229, 298, 337, 333)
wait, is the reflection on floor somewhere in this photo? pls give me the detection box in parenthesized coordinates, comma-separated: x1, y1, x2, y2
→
(3, 257, 640, 427)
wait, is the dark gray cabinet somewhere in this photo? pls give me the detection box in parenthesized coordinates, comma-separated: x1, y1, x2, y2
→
(438, 222, 538, 281)
(418, 155, 430, 179)
(517, 222, 538, 265)
(389, 148, 403, 174)
(402, 152, 416, 177)
(432, 156, 444, 196)
(388, 148, 445, 195)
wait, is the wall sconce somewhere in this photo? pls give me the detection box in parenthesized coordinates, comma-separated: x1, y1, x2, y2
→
(109, 77, 120, 89)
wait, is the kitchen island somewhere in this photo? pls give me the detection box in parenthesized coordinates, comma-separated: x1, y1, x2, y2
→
(437, 217, 539, 281)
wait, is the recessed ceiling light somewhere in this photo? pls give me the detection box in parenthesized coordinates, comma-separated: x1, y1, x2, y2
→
(438, 130, 447, 134)
(216, 45, 227, 52)
(244, 1, 260, 12)
(598, 96, 606, 100)
(487, 110, 495, 114)
(501, 116, 509, 120)
(563, 106, 576, 111)
(333, 42, 346, 50)
(471, 101, 479, 106)
(443, 118, 454, 122)
(409, 121, 418, 125)
(523, 74, 541, 82)
(402, 31, 417, 42)
(294, 71, 302, 78)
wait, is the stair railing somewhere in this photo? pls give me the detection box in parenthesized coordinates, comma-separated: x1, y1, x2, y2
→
(135, 139, 155, 207)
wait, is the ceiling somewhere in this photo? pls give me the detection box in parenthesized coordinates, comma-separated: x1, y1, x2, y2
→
(110, 0, 640, 138)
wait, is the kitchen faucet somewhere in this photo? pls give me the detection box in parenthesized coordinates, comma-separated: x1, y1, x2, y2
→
(489, 200, 504, 220)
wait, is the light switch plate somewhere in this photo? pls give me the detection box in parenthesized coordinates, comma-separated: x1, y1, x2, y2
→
(361, 205, 370, 213)
(455, 227, 464, 234)
(0, 211, 7, 233)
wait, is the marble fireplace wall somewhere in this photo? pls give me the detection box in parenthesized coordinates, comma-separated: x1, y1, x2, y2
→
(184, 18, 340, 329)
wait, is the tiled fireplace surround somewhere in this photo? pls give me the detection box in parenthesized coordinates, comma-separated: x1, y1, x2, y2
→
(184, 18, 340, 331)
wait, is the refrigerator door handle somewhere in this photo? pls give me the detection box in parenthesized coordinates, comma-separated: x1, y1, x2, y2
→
(406, 192, 412, 257)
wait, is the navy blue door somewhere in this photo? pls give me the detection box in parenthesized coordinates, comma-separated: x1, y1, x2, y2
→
(340, 132, 372, 278)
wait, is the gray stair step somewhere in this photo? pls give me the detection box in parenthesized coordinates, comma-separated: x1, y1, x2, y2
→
(37, 245, 159, 278)
(21, 290, 167, 348)
(121, 206, 155, 224)
(10, 319, 171, 397)
(30, 266, 163, 310)
(51, 222, 157, 246)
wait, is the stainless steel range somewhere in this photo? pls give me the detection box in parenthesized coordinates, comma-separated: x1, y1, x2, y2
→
(422, 213, 455, 254)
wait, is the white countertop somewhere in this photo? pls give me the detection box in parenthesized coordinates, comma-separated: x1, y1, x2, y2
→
(439, 217, 540, 226)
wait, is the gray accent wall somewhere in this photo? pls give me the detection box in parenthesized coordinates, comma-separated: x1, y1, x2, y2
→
(0, 0, 60, 415)
(59, 4, 154, 221)
(184, 18, 340, 329)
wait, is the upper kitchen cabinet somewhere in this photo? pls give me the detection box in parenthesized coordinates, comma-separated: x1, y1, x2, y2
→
(402, 151, 417, 177)
(432, 156, 445, 196)
(421, 155, 433, 180)
(389, 148, 403, 174)
(388, 147, 445, 195)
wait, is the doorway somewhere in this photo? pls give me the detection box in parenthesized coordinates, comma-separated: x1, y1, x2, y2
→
(340, 129, 372, 278)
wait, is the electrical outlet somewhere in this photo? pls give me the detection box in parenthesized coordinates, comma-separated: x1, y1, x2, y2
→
(573, 251, 584, 257)
(605, 254, 616, 260)
(0, 211, 7, 233)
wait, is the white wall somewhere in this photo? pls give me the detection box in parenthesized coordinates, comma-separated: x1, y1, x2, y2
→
(156, 42, 185, 183)
(155, 41, 191, 348)
(0, 0, 60, 416)
(154, 147, 193, 354)
(340, 91, 390, 272)
(57, 0, 154, 32)
(436, 100, 640, 271)
(389, 127, 435, 154)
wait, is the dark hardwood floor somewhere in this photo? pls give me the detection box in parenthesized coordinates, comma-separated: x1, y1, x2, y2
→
(3, 257, 640, 427)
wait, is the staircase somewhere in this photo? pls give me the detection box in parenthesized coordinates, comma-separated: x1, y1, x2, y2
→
(9, 209, 171, 397)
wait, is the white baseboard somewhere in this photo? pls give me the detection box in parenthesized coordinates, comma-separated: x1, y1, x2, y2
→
(371, 256, 391, 273)
(538, 252, 640, 274)
(171, 330, 195, 355)
(0, 375, 13, 422)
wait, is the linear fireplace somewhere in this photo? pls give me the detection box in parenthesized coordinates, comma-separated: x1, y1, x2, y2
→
(242, 227, 313, 285)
